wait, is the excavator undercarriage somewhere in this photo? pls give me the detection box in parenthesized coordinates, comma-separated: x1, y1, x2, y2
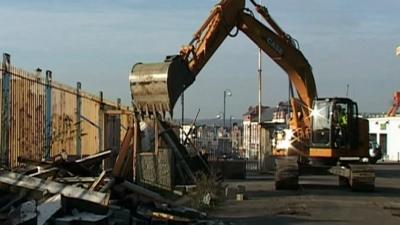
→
(274, 157, 375, 191)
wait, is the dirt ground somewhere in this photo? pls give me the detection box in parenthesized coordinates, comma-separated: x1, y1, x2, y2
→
(210, 163, 400, 225)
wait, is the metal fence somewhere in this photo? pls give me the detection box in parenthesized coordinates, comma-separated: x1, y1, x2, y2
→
(0, 53, 132, 168)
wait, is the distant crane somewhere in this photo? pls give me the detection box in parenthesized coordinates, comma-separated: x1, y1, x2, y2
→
(387, 91, 400, 117)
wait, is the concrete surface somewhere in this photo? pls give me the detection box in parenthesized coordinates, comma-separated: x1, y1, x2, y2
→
(211, 164, 400, 225)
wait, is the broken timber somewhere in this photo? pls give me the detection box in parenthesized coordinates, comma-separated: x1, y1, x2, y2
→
(0, 171, 109, 206)
(158, 120, 197, 183)
(121, 181, 175, 206)
(37, 194, 62, 225)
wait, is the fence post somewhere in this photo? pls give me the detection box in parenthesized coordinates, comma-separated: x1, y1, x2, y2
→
(76, 82, 82, 158)
(117, 98, 121, 110)
(99, 91, 104, 152)
(1, 53, 11, 167)
(44, 70, 52, 160)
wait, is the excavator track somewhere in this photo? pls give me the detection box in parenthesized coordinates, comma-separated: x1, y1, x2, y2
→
(275, 156, 299, 190)
(329, 164, 375, 191)
(348, 164, 375, 191)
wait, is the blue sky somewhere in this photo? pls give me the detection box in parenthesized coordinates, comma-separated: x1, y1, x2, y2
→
(1, 0, 400, 119)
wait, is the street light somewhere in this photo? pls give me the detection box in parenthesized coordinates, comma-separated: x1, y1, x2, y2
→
(396, 46, 400, 56)
(229, 116, 235, 129)
(223, 89, 232, 129)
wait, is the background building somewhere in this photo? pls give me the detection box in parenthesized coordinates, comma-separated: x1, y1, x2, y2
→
(368, 116, 400, 161)
(242, 105, 272, 159)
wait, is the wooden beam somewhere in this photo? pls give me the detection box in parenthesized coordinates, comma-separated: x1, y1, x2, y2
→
(120, 181, 175, 206)
(112, 126, 134, 177)
(29, 167, 59, 179)
(89, 170, 107, 192)
(75, 149, 112, 165)
(158, 120, 196, 183)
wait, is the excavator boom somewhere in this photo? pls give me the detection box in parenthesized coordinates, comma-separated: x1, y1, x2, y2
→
(129, 0, 316, 118)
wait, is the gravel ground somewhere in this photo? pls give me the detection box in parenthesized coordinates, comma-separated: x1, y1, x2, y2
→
(210, 163, 400, 225)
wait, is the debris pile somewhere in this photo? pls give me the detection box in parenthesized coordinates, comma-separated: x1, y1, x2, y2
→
(0, 148, 230, 225)
(0, 121, 238, 225)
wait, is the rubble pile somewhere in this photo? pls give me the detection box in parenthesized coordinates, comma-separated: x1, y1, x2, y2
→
(0, 150, 230, 225)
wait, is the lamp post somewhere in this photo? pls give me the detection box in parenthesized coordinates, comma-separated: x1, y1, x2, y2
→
(216, 113, 224, 155)
(229, 116, 235, 129)
(223, 89, 232, 129)
(257, 0, 263, 170)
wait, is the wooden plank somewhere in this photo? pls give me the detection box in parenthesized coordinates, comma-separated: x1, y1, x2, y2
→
(0, 171, 109, 206)
(75, 149, 112, 165)
(56, 177, 97, 184)
(29, 167, 59, 179)
(120, 181, 174, 206)
(89, 170, 107, 192)
(104, 110, 132, 115)
(82, 97, 99, 156)
(112, 126, 134, 177)
(158, 120, 196, 183)
(132, 118, 139, 180)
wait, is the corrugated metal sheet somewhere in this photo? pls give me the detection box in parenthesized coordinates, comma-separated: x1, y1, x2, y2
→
(0, 57, 133, 168)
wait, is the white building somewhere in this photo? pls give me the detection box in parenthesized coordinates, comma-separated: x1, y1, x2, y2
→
(368, 117, 400, 161)
(242, 105, 275, 159)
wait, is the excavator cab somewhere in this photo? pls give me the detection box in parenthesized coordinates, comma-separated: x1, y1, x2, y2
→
(310, 98, 368, 159)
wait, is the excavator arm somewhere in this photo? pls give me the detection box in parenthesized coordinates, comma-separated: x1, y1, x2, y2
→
(130, 0, 317, 121)
(387, 91, 400, 117)
(237, 10, 316, 112)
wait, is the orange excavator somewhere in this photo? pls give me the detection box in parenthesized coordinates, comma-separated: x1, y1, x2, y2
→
(129, 0, 374, 190)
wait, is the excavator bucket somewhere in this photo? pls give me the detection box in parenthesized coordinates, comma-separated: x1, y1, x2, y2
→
(129, 57, 195, 114)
